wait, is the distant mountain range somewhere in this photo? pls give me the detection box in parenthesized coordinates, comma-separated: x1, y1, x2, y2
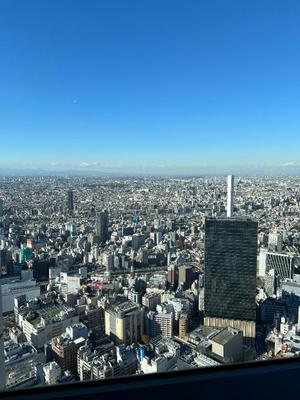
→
(0, 164, 300, 177)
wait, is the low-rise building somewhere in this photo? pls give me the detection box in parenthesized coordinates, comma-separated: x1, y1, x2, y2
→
(140, 337, 180, 374)
(51, 334, 86, 373)
(18, 302, 79, 349)
(77, 345, 137, 381)
(43, 361, 61, 385)
(210, 327, 243, 362)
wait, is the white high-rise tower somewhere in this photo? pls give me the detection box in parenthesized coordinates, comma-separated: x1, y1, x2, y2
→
(227, 175, 234, 217)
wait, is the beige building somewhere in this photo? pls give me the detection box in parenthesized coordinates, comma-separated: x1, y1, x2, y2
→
(179, 313, 189, 340)
(105, 301, 143, 344)
(210, 326, 243, 362)
(204, 316, 256, 339)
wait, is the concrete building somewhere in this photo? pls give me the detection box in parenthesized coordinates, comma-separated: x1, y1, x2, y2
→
(140, 337, 180, 374)
(0, 278, 40, 313)
(268, 231, 283, 252)
(258, 249, 297, 280)
(51, 334, 85, 373)
(142, 292, 161, 311)
(179, 313, 189, 339)
(17, 304, 79, 349)
(146, 310, 173, 339)
(167, 264, 178, 288)
(59, 272, 83, 293)
(105, 301, 143, 344)
(77, 345, 137, 381)
(281, 277, 300, 298)
(210, 327, 243, 362)
(226, 175, 234, 217)
(43, 361, 61, 385)
(4, 340, 45, 389)
(265, 269, 279, 297)
(49, 267, 61, 282)
(65, 323, 88, 340)
(81, 305, 104, 330)
(128, 289, 141, 304)
(178, 265, 193, 290)
(177, 352, 221, 370)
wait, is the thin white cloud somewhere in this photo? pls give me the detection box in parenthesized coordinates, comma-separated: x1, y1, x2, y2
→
(79, 162, 122, 169)
(79, 162, 94, 168)
(282, 162, 300, 167)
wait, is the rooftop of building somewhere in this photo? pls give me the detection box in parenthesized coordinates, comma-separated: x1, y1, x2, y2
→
(205, 217, 256, 222)
(52, 333, 85, 348)
(23, 304, 76, 327)
(260, 248, 299, 257)
(179, 351, 221, 368)
(142, 292, 160, 299)
(4, 340, 38, 363)
(107, 300, 139, 315)
(210, 327, 242, 346)
(150, 336, 181, 355)
(188, 325, 221, 342)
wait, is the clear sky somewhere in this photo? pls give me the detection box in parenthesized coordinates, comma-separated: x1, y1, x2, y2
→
(1, 0, 300, 173)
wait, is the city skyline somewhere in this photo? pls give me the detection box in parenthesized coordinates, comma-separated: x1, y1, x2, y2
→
(1, 0, 300, 170)
(2, 0, 300, 395)
(2, 173, 300, 390)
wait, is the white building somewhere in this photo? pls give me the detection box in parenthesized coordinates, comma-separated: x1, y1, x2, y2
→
(1, 279, 40, 313)
(18, 305, 79, 349)
(258, 249, 296, 279)
(226, 175, 234, 217)
(59, 272, 82, 293)
(49, 267, 61, 282)
(43, 361, 61, 385)
(268, 231, 283, 252)
(140, 337, 180, 374)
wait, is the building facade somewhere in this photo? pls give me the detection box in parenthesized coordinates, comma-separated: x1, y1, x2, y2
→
(96, 210, 109, 243)
(204, 217, 258, 338)
(105, 301, 143, 344)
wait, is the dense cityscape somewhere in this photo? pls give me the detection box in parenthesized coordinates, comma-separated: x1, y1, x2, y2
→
(1, 174, 300, 390)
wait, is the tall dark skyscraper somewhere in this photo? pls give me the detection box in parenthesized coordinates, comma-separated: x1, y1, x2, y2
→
(204, 217, 258, 338)
(96, 210, 109, 243)
(67, 190, 74, 213)
(0, 199, 3, 217)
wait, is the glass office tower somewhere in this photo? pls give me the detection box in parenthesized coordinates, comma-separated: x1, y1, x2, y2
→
(96, 210, 109, 243)
(67, 190, 74, 213)
(204, 217, 258, 332)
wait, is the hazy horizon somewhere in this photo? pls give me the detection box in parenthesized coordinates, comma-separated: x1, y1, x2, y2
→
(0, 162, 300, 177)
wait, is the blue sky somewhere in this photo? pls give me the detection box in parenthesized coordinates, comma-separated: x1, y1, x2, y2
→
(1, 0, 300, 173)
